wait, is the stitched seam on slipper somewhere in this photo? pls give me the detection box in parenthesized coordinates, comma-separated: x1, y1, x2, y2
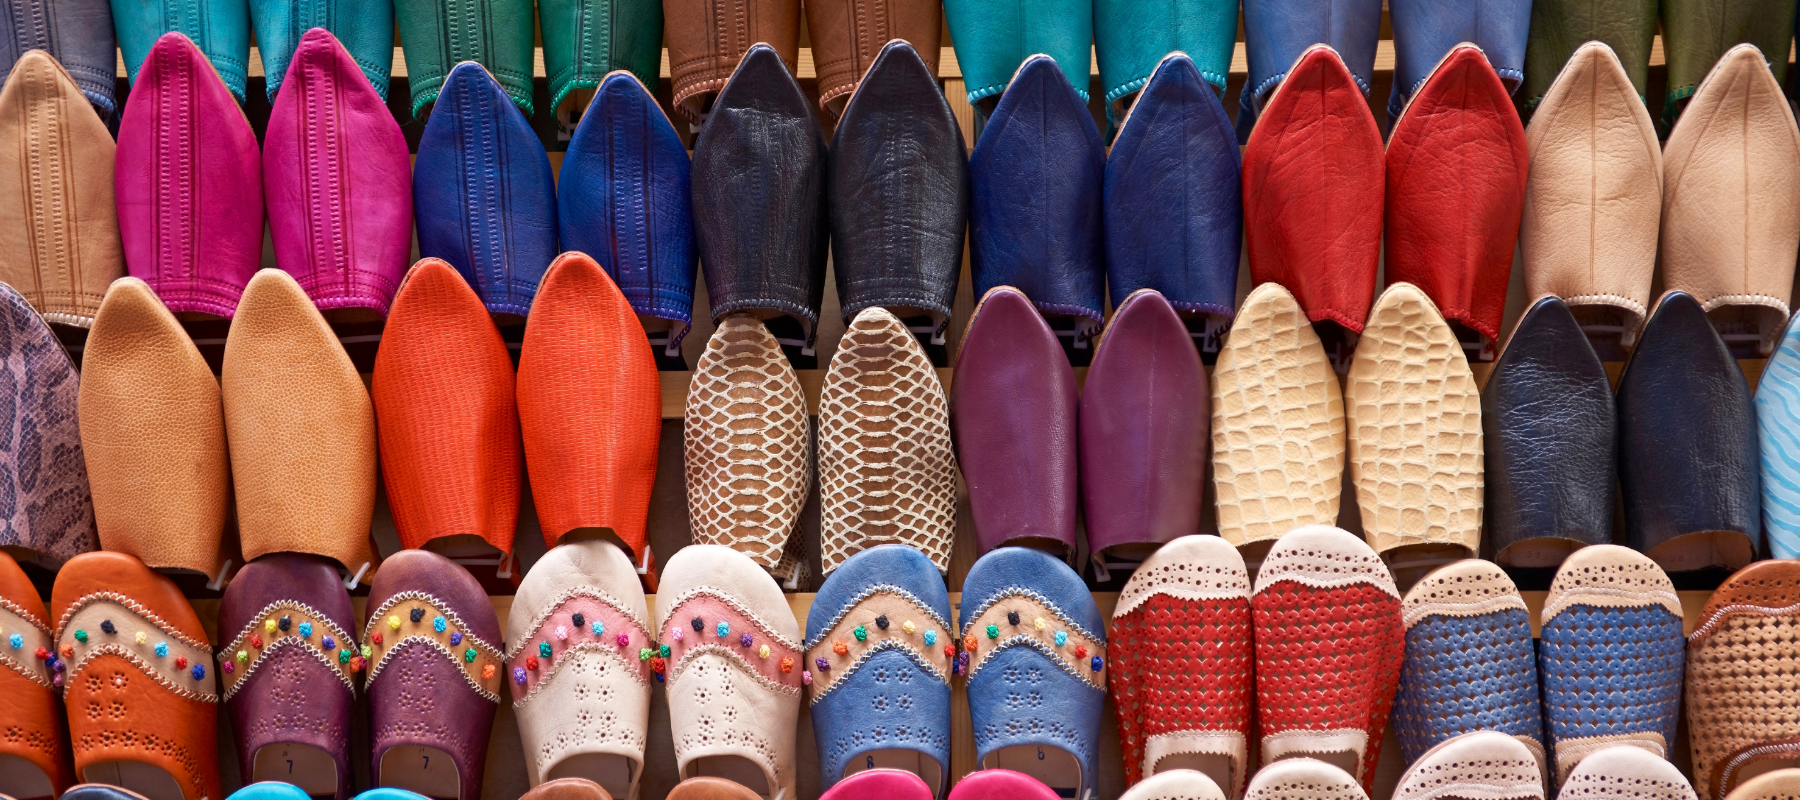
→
(1688, 601, 1800, 643)
(962, 588, 1102, 642)
(669, 642, 802, 695)
(1402, 595, 1528, 628)
(221, 636, 356, 700)
(804, 586, 951, 649)
(506, 586, 651, 659)
(965, 634, 1104, 689)
(56, 592, 208, 650)
(659, 587, 802, 651)
(366, 635, 502, 703)
(514, 641, 651, 706)
(807, 638, 950, 705)
(66, 642, 218, 702)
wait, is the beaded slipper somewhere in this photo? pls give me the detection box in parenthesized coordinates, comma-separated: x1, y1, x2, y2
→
(1251, 525, 1404, 792)
(1393, 560, 1543, 773)
(960, 546, 1107, 800)
(1211, 283, 1346, 556)
(805, 545, 954, 794)
(816, 768, 933, 800)
(655, 545, 804, 799)
(0, 551, 69, 799)
(1540, 544, 1684, 782)
(818, 309, 957, 574)
(506, 541, 653, 798)
(1392, 731, 1544, 800)
(217, 553, 360, 799)
(1559, 746, 1696, 800)
(1110, 535, 1253, 795)
(1120, 769, 1228, 800)
(1686, 560, 1800, 800)
(362, 550, 504, 800)
(1243, 759, 1368, 800)
(0, 282, 95, 569)
(52, 552, 218, 800)
(520, 778, 614, 800)
(944, 770, 1061, 800)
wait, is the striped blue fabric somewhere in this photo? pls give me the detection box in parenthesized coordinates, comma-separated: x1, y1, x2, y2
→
(1393, 607, 1542, 764)
(1757, 316, 1800, 559)
(1540, 603, 1685, 759)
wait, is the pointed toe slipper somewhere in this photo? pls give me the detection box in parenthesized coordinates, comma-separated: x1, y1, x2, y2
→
(0, 551, 71, 798)
(1121, 769, 1228, 800)
(805, 545, 953, 794)
(506, 541, 652, 797)
(1521, 0, 1658, 112)
(950, 287, 1080, 556)
(1238, 0, 1383, 134)
(362, 550, 504, 800)
(223, 269, 377, 579)
(1104, 53, 1241, 321)
(806, 2, 941, 118)
(1759, 312, 1800, 559)
(535, 0, 661, 115)
(818, 308, 957, 574)
(0, 282, 96, 568)
(1520, 42, 1661, 346)
(0, 0, 118, 114)
(818, 768, 933, 800)
(945, 769, 1063, 800)
(1559, 746, 1696, 800)
(940, 0, 1092, 114)
(0, 50, 122, 327)
(1661, 2, 1797, 126)
(520, 777, 615, 800)
(217, 553, 359, 799)
(263, 28, 412, 316)
(1345, 283, 1483, 574)
(53, 551, 219, 800)
(112, 0, 249, 103)
(1391, 731, 1543, 800)
(683, 315, 809, 572)
(1482, 297, 1616, 568)
(1386, 0, 1529, 122)
(115, 33, 262, 318)
(518, 253, 661, 574)
(1243, 45, 1383, 333)
(248, 0, 394, 103)
(1394, 560, 1543, 774)
(960, 547, 1107, 800)
(655, 545, 804, 799)
(1243, 758, 1369, 800)
(1251, 525, 1404, 791)
(1687, 561, 1800, 800)
(1618, 292, 1760, 573)
(392, 0, 533, 115)
(662, 0, 800, 123)
(1540, 545, 1685, 782)
(1093, 0, 1237, 125)
(78, 278, 231, 578)
(1211, 283, 1346, 554)
(1110, 535, 1253, 794)
(412, 62, 557, 318)
(967, 55, 1105, 330)
(1724, 769, 1800, 800)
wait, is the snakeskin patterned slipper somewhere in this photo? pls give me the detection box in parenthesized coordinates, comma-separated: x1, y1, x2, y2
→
(0, 551, 70, 798)
(945, 769, 1062, 800)
(1251, 525, 1404, 792)
(816, 768, 933, 800)
(1120, 769, 1228, 800)
(363, 550, 504, 800)
(1687, 560, 1800, 800)
(1243, 759, 1369, 800)
(818, 308, 956, 575)
(1757, 312, 1800, 559)
(961, 546, 1106, 800)
(519, 778, 614, 800)
(1345, 283, 1483, 581)
(1394, 560, 1543, 774)
(684, 315, 809, 586)
(1392, 731, 1543, 800)
(1110, 535, 1253, 795)
(1560, 746, 1696, 800)
(1540, 545, 1684, 783)
(217, 553, 360, 798)
(1723, 769, 1800, 800)
(53, 551, 219, 800)
(1211, 283, 1345, 560)
(224, 782, 313, 800)
(656, 545, 804, 799)
(0, 282, 95, 570)
(507, 541, 652, 798)
(805, 545, 954, 794)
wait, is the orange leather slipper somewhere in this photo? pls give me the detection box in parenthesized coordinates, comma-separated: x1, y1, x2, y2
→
(0, 550, 71, 799)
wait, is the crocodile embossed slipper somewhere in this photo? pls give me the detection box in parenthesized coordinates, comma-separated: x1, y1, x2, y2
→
(0, 550, 70, 799)
(1392, 731, 1544, 800)
(1243, 758, 1369, 800)
(1251, 525, 1404, 791)
(1110, 535, 1253, 795)
(1121, 769, 1228, 800)
(1540, 545, 1684, 782)
(1686, 560, 1800, 800)
(1558, 746, 1696, 800)
(1394, 560, 1543, 774)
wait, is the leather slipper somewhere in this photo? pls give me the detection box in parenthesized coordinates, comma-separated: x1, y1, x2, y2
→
(1210, 283, 1346, 555)
(1660, 3, 1796, 127)
(662, 0, 799, 123)
(371, 259, 521, 556)
(1760, 312, 1800, 559)
(0, 0, 117, 114)
(967, 55, 1105, 333)
(1723, 769, 1800, 800)
(1559, 746, 1696, 800)
(1110, 535, 1253, 795)
(807, 3, 941, 119)
(1394, 560, 1544, 774)
(412, 61, 556, 319)
(537, 0, 660, 117)
(656, 545, 804, 799)
(1521, 0, 1658, 113)
(262, 28, 411, 317)
(1686, 560, 1800, 800)
(1237, 0, 1382, 138)
(507, 541, 652, 798)
(1345, 283, 1483, 576)
(362, 549, 504, 800)
(1520, 42, 1661, 347)
(665, 777, 762, 800)
(1244, 759, 1368, 800)
(53, 551, 218, 800)
(941, 0, 1091, 116)
(1392, 731, 1543, 800)
(113, 0, 249, 104)
(217, 553, 359, 799)
(1386, 3, 1528, 124)
(79, 278, 232, 579)
(1540, 544, 1685, 782)
(0, 282, 95, 568)
(945, 769, 1061, 800)
(222, 269, 377, 580)
(0, 550, 69, 799)
(115, 32, 262, 319)
(1094, 0, 1236, 126)
(805, 545, 954, 794)
(818, 768, 932, 800)
(0, 49, 122, 327)
(521, 778, 614, 800)
(1121, 769, 1227, 800)
(392, 0, 532, 116)
(818, 308, 956, 574)
(224, 783, 312, 800)
(950, 287, 1080, 557)
(248, 0, 393, 103)
(961, 546, 1106, 800)
(1251, 525, 1404, 791)
(1104, 53, 1241, 323)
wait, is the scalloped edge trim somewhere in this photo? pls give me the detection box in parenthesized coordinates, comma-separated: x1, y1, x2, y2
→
(56, 592, 210, 651)
(1688, 600, 1800, 645)
(365, 634, 502, 703)
(1542, 586, 1683, 623)
(363, 590, 503, 660)
(658, 587, 802, 651)
(964, 633, 1105, 690)
(1402, 594, 1528, 629)
(803, 585, 951, 650)
(961, 587, 1101, 643)
(221, 636, 356, 701)
(807, 637, 950, 705)
(219, 600, 355, 663)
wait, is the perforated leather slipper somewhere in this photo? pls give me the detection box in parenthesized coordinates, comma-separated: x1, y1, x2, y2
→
(1391, 731, 1543, 800)
(1243, 758, 1369, 800)
(1558, 746, 1696, 800)
(1686, 560, 1800, 800)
